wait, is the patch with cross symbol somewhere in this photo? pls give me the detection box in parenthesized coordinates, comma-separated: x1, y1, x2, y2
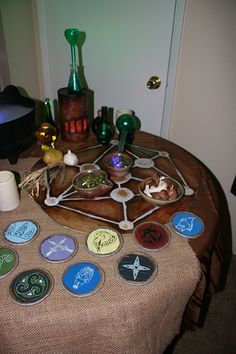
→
(117, 252, 157, 285)
(39, 234, 78, 262)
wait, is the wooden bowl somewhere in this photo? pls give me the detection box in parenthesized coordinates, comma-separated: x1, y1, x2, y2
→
(101, 152, 133, 179)
(72, 170, 113, 198)
(139, 174, 184, 206)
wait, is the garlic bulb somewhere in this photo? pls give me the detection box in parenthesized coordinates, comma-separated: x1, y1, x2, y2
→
(63, 150, 79, 166)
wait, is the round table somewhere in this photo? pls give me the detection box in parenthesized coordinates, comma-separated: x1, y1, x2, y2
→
(21, 130, 229, 329)
(0, 130, 229, 354)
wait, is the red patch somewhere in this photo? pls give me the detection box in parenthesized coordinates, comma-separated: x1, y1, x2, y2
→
(133, 222, 170, 250)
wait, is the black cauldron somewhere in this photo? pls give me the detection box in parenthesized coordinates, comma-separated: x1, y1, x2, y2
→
(0, 85, 36, 164)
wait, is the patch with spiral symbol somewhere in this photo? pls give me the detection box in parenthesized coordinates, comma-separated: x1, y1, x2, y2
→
(9, 269, 54, 305)
(0, 247, 18, 278)
(117, 253, 157, 285)
(133, 222, 171, 250)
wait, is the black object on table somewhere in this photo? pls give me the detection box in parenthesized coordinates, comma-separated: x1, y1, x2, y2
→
(0, 85, 36, 164)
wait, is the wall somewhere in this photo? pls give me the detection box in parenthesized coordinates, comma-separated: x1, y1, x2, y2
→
(170, 0, 236, 254)
(0, 9, 10, 90)
(1, 0, 180, 134)
(0, 0, 40, 99)
(34, 0, 179, 136)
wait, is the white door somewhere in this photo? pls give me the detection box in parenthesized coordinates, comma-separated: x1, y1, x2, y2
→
(35, 0, 184, 137)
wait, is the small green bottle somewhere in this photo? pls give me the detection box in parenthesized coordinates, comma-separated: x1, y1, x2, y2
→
(95, 106, 114, 145)
(91, 109, 102, 134)
(36, 98, 57, 150)
(44, 98, 56, 127)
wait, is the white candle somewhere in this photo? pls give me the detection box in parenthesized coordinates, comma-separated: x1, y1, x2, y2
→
(0, 171, 20, 211)
(115, 108, 133, 121)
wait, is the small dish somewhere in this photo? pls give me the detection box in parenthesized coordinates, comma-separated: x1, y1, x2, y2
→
(101, 152, 133, 179)
(139, 174, 184, 206)
(72, 170, 113, 198)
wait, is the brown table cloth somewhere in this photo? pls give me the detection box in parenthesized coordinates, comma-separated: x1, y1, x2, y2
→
(0, 131, 229, 353)
(46, 131, 229, 331)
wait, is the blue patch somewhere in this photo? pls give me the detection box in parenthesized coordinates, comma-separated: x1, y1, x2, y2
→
(5, 220, 39, 244)
(170, 212, 204, 238)
(62, 262, 104, 296)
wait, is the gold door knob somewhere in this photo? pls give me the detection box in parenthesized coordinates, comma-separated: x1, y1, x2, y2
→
(147, 76, 161, 89)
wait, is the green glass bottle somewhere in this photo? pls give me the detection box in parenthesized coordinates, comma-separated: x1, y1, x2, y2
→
(36, 98, 57, 150)
(91, 109, 102, 134)
(68, 64, 82, 94)
(64, 28, 82, 94)
(44, 98, 56, 127)
(116, 114, 137, 151)
(95, 106, 114, 145)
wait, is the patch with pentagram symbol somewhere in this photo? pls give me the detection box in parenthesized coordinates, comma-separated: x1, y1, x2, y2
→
(40, 234, 77, 262)
(0, 247, 18, 278)
(133, 222, 171, 251)
(170, 211, 205, 238)
(4, 220, 39, 244)
(62, 262, 105, 297)
(117, 252, 157, 285)
(9, 269, 54, 305)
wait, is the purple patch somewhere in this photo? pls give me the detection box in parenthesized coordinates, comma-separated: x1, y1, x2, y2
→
(40, 234, 77, 262)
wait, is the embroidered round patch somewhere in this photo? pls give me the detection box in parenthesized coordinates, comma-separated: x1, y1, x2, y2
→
(4, 220, 39, 244)
(40, 234, 77, 262)
(117, 252, 157, 285)
(0, 247, 18, 278)
(133, 222, 171, 251)
(9, 269, 54, 305)
(86, 227, 123, 256)
(170, 211, 205, 238)
(62, 262, 105, 297)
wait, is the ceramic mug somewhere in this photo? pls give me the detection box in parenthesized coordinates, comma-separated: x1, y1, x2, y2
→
(0, 171, 20, 211)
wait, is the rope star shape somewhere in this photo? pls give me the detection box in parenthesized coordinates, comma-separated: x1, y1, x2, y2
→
(122, 256, 150, 280)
